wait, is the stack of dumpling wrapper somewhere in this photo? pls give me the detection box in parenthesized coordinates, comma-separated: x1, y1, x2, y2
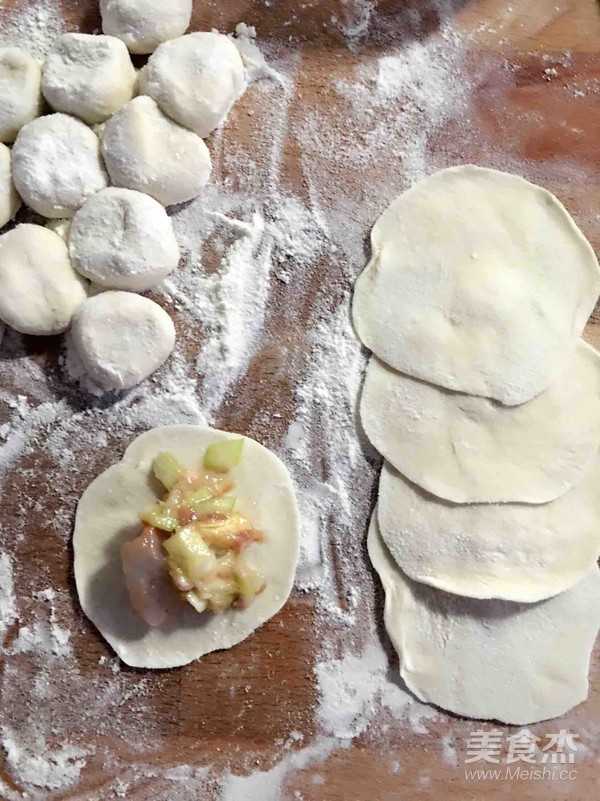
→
(353, 165, 600, 725)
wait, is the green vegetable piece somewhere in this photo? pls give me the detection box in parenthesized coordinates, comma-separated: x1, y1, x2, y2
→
(164, 526, 215, 584)
(192, 496, 237, 517)
(186, 486, 214, 506)
(153, 452, 183, 490)
(235, 561, 265, 600)
(140, 502, 178, 532)
(203, 439, 244, 473)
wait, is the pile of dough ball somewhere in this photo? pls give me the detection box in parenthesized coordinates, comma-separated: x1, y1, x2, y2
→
(354, 165, 600, 725)
(0, 0, 251, 392)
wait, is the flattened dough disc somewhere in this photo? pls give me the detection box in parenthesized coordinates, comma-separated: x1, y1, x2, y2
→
(361, 341, 600, 504)
(74, 426, 300, 668)
(353, 166, 600, 405)
(368, 513, 600, 724)
(378, 459, 600, 602)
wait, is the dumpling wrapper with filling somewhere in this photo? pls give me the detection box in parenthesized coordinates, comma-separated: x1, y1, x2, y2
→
(74, 426, 300, 669)
(368, 513, 600, 725)
(378, 458, 600, 602)
(353, 166, 600, 405)
(361, 341, 600, 504)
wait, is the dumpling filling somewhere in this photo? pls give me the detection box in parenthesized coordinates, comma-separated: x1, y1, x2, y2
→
(121, 440, 266, 626)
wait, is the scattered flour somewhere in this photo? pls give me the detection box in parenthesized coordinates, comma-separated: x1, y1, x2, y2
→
(1, 727, 91, 792)
(10, 589, 72, 657)
(219, 737, 341, 801)
(0, 551, 16, 641)
(0, 0, 65, 58)
(1, 1, 592, 798)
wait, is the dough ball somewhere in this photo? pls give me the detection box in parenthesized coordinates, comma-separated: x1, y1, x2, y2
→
(46, 218, 72, 242)
(0, 224, 87, 335)
(74, 425, 300, 668)
(101, 96, 211, 206)
(368, 514, 600, 725)
(0, 47, 43, 143)
(353, 166, 600, 405)
(12, 114, 109, 218)
(378, 458, 600, 603)
(69, 187, 180, 291)
(0, 143, 22, 228)
(141, 32, 246, 138)
(70, 291, 175, 390)
(100, 0, 193, 55)
(42, 34, 136, 125)
(361, 342, 600, 504)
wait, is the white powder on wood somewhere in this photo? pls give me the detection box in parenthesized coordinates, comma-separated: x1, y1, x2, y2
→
(0, 0, 65, 58)
(0, 552, 16, 642)
(1, 727, 91, 791)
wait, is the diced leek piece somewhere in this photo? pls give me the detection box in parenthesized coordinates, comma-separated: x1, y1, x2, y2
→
(192, 496, 237, 517)
(203, 439, 244, 473)
(164, 526, 216, 586)
(234, 561, 266, 600)
(209, 582, 238, 612)
(186, 486, 214, 506)
(140, 502, 178, 532)
(153, 452, 184, 490)
(185, 590, 208, 615)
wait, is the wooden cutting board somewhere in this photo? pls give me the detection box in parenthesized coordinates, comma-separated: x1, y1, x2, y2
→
(1, 1, 599, 799)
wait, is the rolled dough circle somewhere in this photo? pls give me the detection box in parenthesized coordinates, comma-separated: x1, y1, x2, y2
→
(42, 33, 137, 125)
(70, 291, 176, 390)
(12, 113, 109, 218)
(101, 96, 211, 206)
(361, 342, 600, 504)
(0, 47, 43, 143)
(368, 513, 600, 724)
(0, 143, 22, 228)
(100, 0, 193, 55)
(69, 187, 180, 291)
(74, 425, 300, 668)
(353, 166, 600, 405)
(378, 459, 600, 602)
(141, 32, 246, 138)
(0, 224, 87, 335)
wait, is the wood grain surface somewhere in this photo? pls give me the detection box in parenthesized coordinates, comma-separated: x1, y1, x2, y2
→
(1, 1, 600, 799)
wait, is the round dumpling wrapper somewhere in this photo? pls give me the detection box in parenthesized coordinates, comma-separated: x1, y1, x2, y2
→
(368, 513, 600, 724)
(353, 166, 600, 405)
(74, 425, 300, 668)
(361, 341, 600, 504)
(378, 459, 600, 602)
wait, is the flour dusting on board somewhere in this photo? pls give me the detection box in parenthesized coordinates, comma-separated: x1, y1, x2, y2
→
(0, 1, 594, 798)
(0, 0, 65, 57)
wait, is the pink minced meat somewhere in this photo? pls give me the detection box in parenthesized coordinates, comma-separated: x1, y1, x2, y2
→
(121, 527, 180, 627)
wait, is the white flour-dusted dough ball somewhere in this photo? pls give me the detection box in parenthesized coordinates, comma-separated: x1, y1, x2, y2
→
(70, 188, 180, 291)
(71, 291, 175, 390)
(0, 47, 43, 143)
(0, 225, 87, 335)
(101, 96, 211, 206)
(141, 32, 246, 138)
(42, 34, 136, 125)
(0, 143, 22, 228)
(12, 114, 109, 218)
(100, 0, 193, 55)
